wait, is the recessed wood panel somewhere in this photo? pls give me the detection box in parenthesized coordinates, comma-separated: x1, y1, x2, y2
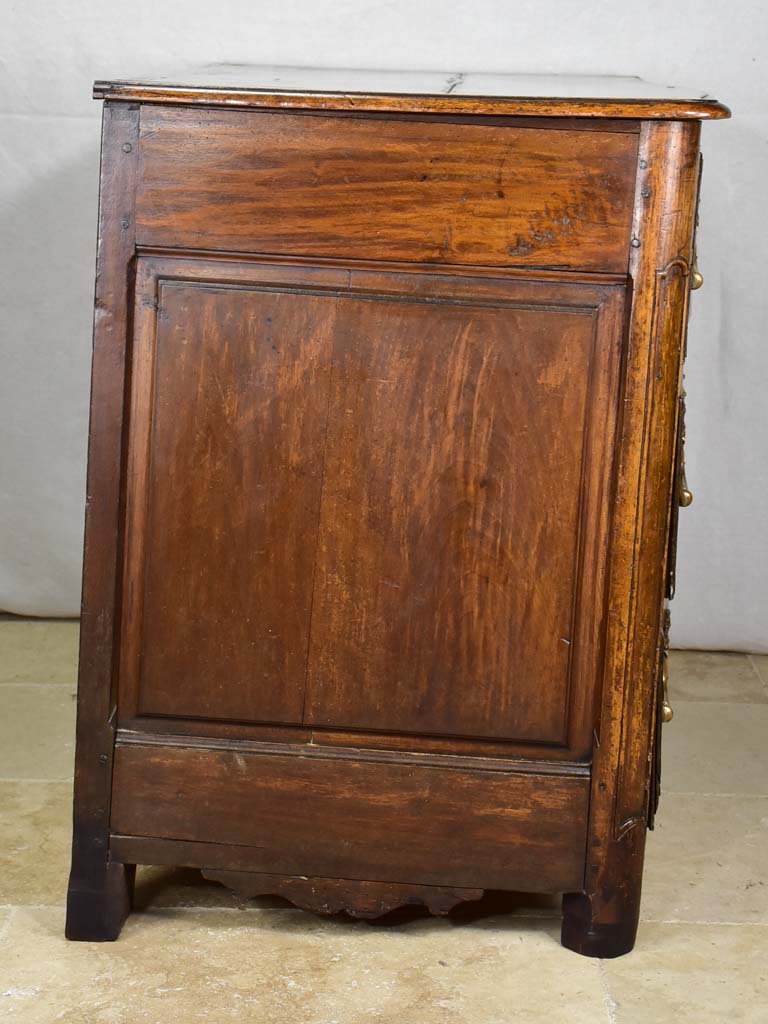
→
(305, 295, 603, 744)
(122, 268, 337, 724)
(120, 258, 623, 755)
(111, 739, 590, 893)
(136, 107, 638, 271)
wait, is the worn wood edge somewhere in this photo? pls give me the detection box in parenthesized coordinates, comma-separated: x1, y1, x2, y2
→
(560, 120, 702, 958)
(608, 123, 701, 840)
(66, 862, 135, 941)
(68, 101, 140, 906)
(114, 729, 591, 778)
(92, 82, 731, 120)
(590, 120, 700, 839)
(201, 870, 484, 918)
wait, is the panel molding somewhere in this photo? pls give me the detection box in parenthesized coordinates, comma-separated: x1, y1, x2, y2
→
(115, 728, 591, 778)
(135, 245, 631, 286)
(118, 256, 627, 759)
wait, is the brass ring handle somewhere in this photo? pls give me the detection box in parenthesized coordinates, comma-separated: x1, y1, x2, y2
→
(690, 268, 704, 290)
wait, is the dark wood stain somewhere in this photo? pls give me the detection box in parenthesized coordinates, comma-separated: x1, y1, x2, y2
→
(66, 103, 139, 942)
(116, 259, 623, 758)
(306, 291, 610, 745)
(126, 276, 335, 724)
(111, 739, 590, 893)
(201, 871, 484, 918)
(66, 74, 725, 956)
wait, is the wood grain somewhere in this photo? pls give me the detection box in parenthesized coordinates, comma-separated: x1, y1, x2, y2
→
(136, 107, 639, 272)
(117, 258, 624, 756)
(66, 102, 139, 941)
(122, 267, 335, 724)
(305, 286, 620, 746)
(111, 738, 590, 892)
(562, 119, 703, 958)
(68, 78, 726, 950)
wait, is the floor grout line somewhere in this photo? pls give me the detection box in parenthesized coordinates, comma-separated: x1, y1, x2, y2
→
(0, 906, 17, 943)
(660, 697, 768, 706)
(0, 778, 74, 784)
(1, 905, 765, 929)
(747, 654, 768, 695)
(0, 902, 562, 918)
(597, 962, 620, 1024)
(0, 904, 317, 922)
(0, 681, 77, 687)
(3, 900, 764, 927)
(661, 791, 768, 798)
(639, 919, 768, 927)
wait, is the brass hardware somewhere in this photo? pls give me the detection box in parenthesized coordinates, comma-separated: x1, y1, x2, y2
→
(677, 390, 693, 507)
(690, 226, 703, 289)
(679, 461, 693, 507)
(661, 608, 673, 723)
(690, 155, 704, 289)
(662, 662, 674, 722)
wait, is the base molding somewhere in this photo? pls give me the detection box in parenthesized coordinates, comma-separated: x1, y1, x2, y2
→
(202, 870, 484, 918)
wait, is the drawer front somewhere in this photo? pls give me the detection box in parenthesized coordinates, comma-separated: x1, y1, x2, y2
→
(136, 107, 638, 272)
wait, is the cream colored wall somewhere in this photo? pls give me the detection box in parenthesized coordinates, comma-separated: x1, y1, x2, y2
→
(1, 0, 766, 650)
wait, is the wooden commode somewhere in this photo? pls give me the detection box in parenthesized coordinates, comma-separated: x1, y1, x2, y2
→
(66, 67, 729, 956)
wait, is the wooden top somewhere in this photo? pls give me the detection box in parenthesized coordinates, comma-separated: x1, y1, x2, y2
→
(94, 65, 730, 120)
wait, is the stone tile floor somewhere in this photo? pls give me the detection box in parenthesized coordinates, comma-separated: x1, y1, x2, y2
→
(0, 618, 766, 1022)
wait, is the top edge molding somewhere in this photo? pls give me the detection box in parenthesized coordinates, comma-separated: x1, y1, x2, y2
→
(93, 66, 731, 120)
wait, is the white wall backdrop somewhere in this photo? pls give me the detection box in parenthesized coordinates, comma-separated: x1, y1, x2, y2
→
(1, 0, 766, 650)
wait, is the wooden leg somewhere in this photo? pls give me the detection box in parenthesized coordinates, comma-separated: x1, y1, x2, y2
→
(561, 830, 645, 958)
(66, 860, 135, 942)
(561, 888, 641, 959)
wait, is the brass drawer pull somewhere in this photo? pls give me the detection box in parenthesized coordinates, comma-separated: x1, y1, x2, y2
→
(661, 608, 673, 723)
(679, 460, 693, 507)
(662, 656, 674, 723)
